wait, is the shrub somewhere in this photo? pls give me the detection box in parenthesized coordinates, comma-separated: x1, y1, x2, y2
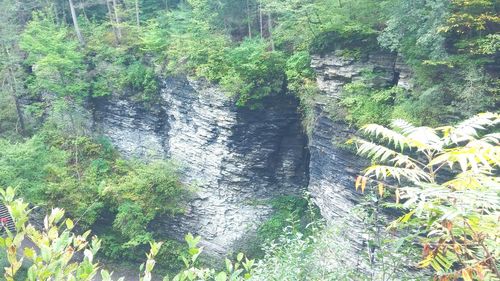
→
(220, 39, 286, 107)
(0, 188, 253, 281)
(353, 112, 500, 280)
(340, 82, 404, 126)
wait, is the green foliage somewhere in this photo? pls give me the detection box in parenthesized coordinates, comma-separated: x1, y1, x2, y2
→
(256, 195, 317, 245)
(285, 51, 315, 93)
(379, 0, 450, 64)
(163, 7, 230, 78)
(250, 224, 349, 280)
(353, 113, 500, 280)
(165, 14, 286, 106)
(376, 0, 499, 127)
(441, 0, 500, 57)
(0, 191, 254, 280)
(340, 83, 397, 126)
(119, 60, 159, 101)
(105, 160, 186, 245)
(173, 233, 254, 281)
(263, 0, 384, 52)
(82, 21, 159, 101)
(0, 127, 187, 266)
(139, 19, 169, 64)
(220, 39, 286, 107)
(410, 61, 499, 124)
(0, 134, 71, 205)
(0, 188, 104, 281)
(339, 81, 418, 127)
(20, 12, 88, 99)
(0, 188, 167, 281)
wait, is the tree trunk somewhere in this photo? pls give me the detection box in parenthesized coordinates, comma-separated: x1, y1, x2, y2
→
(268, 12, 274, 51)
(68, 0, 85, 46)
(105, 0, 120, 43)
(3, 46, 25, 134)
(80, 0, 89, 21)
(135, 0, 140, 26)
(246, 0, 252, 39)
(112, 0, 122, 41)
(259, 1, 263, 38)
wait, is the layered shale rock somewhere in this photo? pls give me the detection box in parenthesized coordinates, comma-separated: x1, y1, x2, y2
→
(93, 77, 309, 255)
(308, 50, 410, 265)
(92, 49, 410, 260)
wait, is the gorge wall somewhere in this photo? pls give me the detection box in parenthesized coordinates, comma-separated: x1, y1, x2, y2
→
(91, 49, 410, 259)
(92, 77, 309, 255)
(307, 50, 411, 265)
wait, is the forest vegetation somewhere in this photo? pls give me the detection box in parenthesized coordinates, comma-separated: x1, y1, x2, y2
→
(0, 0, 498, 280)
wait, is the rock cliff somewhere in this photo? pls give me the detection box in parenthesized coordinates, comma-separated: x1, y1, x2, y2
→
(93, 77, 309, 255)
(307, 50, 410, 265)
(92, 49, 409, 259)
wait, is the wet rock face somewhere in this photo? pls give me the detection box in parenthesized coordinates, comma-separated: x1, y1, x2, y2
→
(308, 50, 409, 264)
(93, 77, 309, 255)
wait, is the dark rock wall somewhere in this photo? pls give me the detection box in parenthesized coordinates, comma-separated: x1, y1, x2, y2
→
(93, 77, 309, 255)
(308, 50, 410, 265)
(92, 49, 409, 258)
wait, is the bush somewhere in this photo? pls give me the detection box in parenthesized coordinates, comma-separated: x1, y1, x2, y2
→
(220, 39, 286, 107)
(0, 189, 254, 280)
(256, 195, 317, 245)
(0, 128, 188, 267)
(339, 82, 405, 127)
(251, 222, 359, 280)
(353, 113, 500, 280)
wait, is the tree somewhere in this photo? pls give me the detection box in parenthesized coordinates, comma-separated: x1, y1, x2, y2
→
(112, 0, 123, 41)
(135, 0, 140, 26)
(378, 0, 450, 63)
(105, 0, 121, 43)
(68, 0, 85, 45)
(19, 12, 88, 99)
(353, 112, 500, 280)
(0, 0, 26, 135)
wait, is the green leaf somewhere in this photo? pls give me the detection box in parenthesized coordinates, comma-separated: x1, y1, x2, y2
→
(65, 218, 74, 230)
(215, 272, 227, 281)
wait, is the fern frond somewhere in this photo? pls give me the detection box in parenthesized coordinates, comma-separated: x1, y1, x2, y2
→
(406, 127, 442, 151)
(391, 119, 443, 150)
(431, 140, 500, 172)
(440, 112, 500, 144)
(443, 170, 500, 192)
(363, 165, 431, 183)
(361, 124, 412, 150)
(480, 133, 500, 145)
(354, 138, 421, 168)
(391, 119, 417, 135)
